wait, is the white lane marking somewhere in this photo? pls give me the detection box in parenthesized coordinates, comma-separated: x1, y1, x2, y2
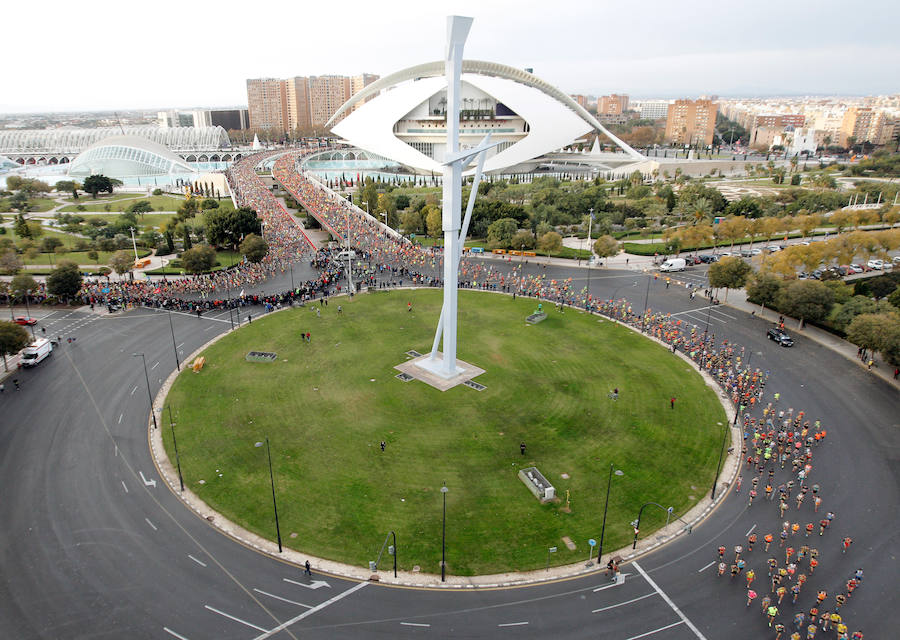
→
(118, 413, 123, 424)
(149, 307, 232, 324)
(745, 524, 757, 537)
(204, 605, 269, 632)
(151, 361, 159, 370)
(624, 620, 685, 640)
(204, 325, 216, 331)
(188, 555, 207, 567)
(253, 588, 312, 608)
(697, 561, 716, 573)
(176, 342, 185, 349)
(400, 622, 431, 627)
(130, 386, 138, 395)
(145, 518, 157, 531)
(139, 471, 157, 488)
(592, 592, 656, 614)
(498, 621, 529, 627)
(252, 581, 368, 640)
(708, 307, 737, 320)
(163, 627, 191, 640)
(283, 577, 330, 590)
(633, 562, 707, 640)
(593, 572, 627, 591)
(121, 481, 128, 493)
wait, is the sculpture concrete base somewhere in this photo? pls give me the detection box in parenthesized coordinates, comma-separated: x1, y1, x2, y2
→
(395, 353, 485, 391)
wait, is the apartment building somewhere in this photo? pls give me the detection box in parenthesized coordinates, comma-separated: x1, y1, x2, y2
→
(664, 99, 718, 146)
(598, 94, 629, 115)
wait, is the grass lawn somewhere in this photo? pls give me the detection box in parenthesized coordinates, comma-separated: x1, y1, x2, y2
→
(145, 249, 241, 275)
(164, 289, 726, 575)
(58, 195, 193, 213)
(23, 248, 151, 266)
(78, 213, 176, 229)
(0, 197, 58, 212)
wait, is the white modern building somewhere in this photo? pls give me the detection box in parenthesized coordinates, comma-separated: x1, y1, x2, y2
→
(68, 135, 196, 179)
(327, 60, 645, 175)
(631, 100, 671, 120)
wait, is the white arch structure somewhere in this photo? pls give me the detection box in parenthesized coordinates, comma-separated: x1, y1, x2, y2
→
(327, 59, 643, 175)
(0, 126, 232, 154)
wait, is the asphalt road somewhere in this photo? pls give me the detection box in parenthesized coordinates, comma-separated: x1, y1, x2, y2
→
(1, 259, 897, 639)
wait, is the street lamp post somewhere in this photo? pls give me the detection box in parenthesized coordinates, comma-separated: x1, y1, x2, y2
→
(169, 406, 184, 492)
(632, 501, 666, 549)
(255, 438, 283, 552)
(131, 353, 158, 429)
(640, 273, 651, 333)
(710, 421, 728, 500)
(20, 289, 36, 339)
(344, 206, 354, 293)
(586, 208, 594, 309)
(598, 465, 624, 562)
(440, 483, 449, 582)
(167, 309, 180, 371)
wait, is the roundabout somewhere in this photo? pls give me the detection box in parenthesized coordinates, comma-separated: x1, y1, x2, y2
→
(161, 289, 727, 577)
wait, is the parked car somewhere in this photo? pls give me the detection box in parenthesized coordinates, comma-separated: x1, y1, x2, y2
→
(659, 258, 686, 272)
(811, 270, 823, 280)
(698, 254, 719, 263)
(751, 248, 763, 256)
(13, 316, 37, 326)
(867, 259, 884, 270)
(684, 255, 701, 265)
(767, 327, 794, 347)
(740, 249, 753, 258)
(833, 266, 848, 277)
(847, 264, 864, 274)
(766, 245, 783, 253)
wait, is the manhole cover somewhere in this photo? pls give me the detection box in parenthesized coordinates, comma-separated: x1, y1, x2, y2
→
(405, 350, 422, 358)
(395, 373, 414, 382)
(463, 380, 486, 391)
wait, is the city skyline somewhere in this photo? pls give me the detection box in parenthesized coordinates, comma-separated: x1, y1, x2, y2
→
(3, 0, 899, 113)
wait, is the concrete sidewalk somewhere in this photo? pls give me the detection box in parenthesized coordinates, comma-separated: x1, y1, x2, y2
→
(724, 288, 899, 389)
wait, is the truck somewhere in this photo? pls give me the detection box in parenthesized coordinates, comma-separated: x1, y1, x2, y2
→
(21, 338, 53, 367)
(659, 258, 686, 272)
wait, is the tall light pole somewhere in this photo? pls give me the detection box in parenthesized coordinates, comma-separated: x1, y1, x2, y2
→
(586, 207, 594, 309)
(19, 289, 36, 339)
(440, 483, 449, 582)
(598, 465, 624, 562)
(129, 227, 139, 262)
(131, 353, 158, 429)
(640, 273, 651, 333)
(167, 309, 180, 371)
(345, 205, 353, 293)
(169, 406, 184, 492)
(255, 438, 283, 552)
(710, 421, 728, 500)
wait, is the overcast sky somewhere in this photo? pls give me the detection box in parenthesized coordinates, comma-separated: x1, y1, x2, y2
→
(3, 0, 898, 113)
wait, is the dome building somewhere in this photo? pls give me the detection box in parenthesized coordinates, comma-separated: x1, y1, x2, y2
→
(68, 135, 197, 180)
(327, 60, 644, 175)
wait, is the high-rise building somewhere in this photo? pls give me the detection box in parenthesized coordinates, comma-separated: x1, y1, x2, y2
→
(158, 110, 193, 128)
(840, 107, 894, 146)
(751, 114, 805, 129)
(246, 73, 379, 133)
(664, 99, 718, 146)
(350, 74, 380, 112)
(247, 78, 289, 131)
(570, 94, 588, 110)
(192, 109, 250, 130)
(631, 100, 671, 120)
(598, 94, 629, 115)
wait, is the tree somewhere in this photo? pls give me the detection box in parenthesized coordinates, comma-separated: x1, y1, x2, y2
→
(126, 200, 154, 219)
(0, 321, 31, 372)
(400, 210, 423, 235)
(486, 218, 519, 249)
(9, 192, 29, 212)
(512, 229, 536, 250)
(707, 256, 752, 300)
(46, 262, 83, 302)
(204, 207, 261, 249)
(828, 296, 892, 331)
(41, 236, 64, 253)
(200, 198, 219, 210)
(55, 180, 81, 199)
(746, 272, 783, 311)
(240, 233, 268, 263)
(593, 235, 620, 264)
(181, 245, 217, 274)
(424, 205, 442, 239)
(776, 280, 835, 328)
(87, 250, 99, 264)
(82, 175, 115, 198)
(846, 312, 900, 366)
(109, 250, 134, 276)
(10, 274, 37, 297)
(0, 250, 23, 275)
(537, 231, 562, 254)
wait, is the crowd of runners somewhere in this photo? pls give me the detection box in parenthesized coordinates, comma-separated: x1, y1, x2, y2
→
(709, 392, 863, 639)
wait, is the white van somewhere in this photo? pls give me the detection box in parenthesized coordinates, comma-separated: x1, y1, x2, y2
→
(335, 249, 357, 261)
(659, 258, 686, 272)
(21, 338, 53, 367)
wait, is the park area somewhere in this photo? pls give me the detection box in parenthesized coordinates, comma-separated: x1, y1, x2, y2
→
(163, 289, 726, 575)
